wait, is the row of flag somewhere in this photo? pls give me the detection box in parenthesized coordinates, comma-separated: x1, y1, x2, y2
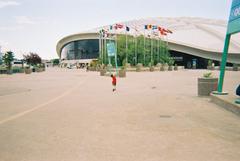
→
(99, 23, 173, 38)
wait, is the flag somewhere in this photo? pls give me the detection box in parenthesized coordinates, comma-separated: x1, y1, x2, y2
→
(162, 28, 168, 33)
(167, 29, 173, 34)
(126, 26, 130, 32)
(115, 23, 124, 30)
(160, 30, 167, 36)
(147, 24, 152, 30)
(152, 25, 158, 30)
(109, 25, 113, 30)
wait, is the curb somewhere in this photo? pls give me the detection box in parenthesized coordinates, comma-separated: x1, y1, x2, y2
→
(210, 93, 240, 116)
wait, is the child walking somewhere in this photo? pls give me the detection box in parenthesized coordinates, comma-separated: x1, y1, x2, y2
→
(111, 74, 117, 92)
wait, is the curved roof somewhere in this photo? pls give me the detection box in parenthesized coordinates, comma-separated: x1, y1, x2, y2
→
(57, 17, 240, 63)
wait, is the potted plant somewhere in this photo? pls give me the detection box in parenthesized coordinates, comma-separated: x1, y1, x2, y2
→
(164, 63, 169, 71)
(100, 65, 107, 76)
(156, 63, 162, 70)
(136, 63, 142, 72)
(24, 66, 32, 74)
(168, 59, 174, 71)
(198, 72, 218, 96)
(207, 60, 214, 70)
(160, 63, 165, 71)
(174, 64, 178, 71)
(149, 62, 154, 72)
(233, 64, 239, 71)
(119, 66, 126, 77)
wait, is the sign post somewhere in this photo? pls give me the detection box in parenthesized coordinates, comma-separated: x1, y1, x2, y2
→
(215, 0, 240, 94)
(107, 41, 118, 75)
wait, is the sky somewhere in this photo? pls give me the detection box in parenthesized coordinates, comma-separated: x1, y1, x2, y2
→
(0, 0, 233, 59)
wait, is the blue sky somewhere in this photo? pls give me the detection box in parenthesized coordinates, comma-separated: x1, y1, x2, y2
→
(0, 0, 232, 59)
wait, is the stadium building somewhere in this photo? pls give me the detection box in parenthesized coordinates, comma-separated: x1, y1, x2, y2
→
(56, 17, 240, 69)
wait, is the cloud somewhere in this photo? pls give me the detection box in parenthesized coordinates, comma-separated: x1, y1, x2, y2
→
(15, 16, 48, 25)
(0, 0, 20, 8)
(0, 26, 23, 31)
(15, 16, 36, 25)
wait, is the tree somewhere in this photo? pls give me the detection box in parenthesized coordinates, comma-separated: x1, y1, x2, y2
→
(52, 59, 60, 66)
(23, 52, 42, 66)
(2, 51, 14, 71)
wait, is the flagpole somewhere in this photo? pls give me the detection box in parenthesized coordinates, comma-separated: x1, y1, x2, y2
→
(144, 29, 146, 66)
(135, 35, 137, 65)
(125, 30, 128, 64)
(158, 36, 160, 63)
(115, 32, 118, 76)
(103, 36, 107, 64)
(102, 34, 104, 65)
(99, 32, 101, 63)
(151, 31, 153, 65)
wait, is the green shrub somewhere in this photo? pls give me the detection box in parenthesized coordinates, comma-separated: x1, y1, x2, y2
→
(203, 72, 213, 78)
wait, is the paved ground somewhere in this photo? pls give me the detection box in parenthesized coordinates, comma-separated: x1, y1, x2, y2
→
(0, 68, 240, 161)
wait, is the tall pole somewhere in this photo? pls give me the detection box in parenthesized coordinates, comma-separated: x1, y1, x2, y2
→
(218, 34, 231, 93)
(101, 33, 104, 65)
(115, 33, 118, 76)
(104, 37, 107, 65)
(125, 32, 128, 64)
(99, 33, 103, 64)
(151, 35, 153, 64)
(144, 30, 146, 65)
(135, 35, 137, 65)
(158, 37, 160, 63)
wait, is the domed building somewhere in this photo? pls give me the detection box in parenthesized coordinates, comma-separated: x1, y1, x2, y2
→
(56, 17, 240, 69)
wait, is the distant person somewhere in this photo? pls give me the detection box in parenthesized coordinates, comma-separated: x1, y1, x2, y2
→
(236, 85, 240, 96)
(111, 74, 117, 92)
(86, 66, 89, 72)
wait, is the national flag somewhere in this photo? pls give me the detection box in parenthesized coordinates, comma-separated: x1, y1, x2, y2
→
(152, 25, 158, 30)
(109, 25, 113, 30)
(115, 23, 124, 30)
(162, 28, 168, 33)
(147, 24, 152, 30)
(167, 29, 173, 34)
(160, 30, 167, 36)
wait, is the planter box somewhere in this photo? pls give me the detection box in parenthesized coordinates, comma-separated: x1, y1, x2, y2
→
(168, 66, 173, 71)
(36, 67, 41, 72)
(160, 65, 165, 71)
(174, 65, 178, 71)
(233, 65, 238, 71)
(198, 77, 218, 96)
(207, 66, 214, 70)
(100, 69, 107, 76)
(136, 63, 143, 72)
(24, 68, 32, 74)
(119, 69, 126, 77)
(164, 64, 169, 71)
(149, 66, 154, 72)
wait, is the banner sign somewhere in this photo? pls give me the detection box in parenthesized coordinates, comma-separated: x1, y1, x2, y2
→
(227, 0, 240, 34)
(107, 42, 116, 57)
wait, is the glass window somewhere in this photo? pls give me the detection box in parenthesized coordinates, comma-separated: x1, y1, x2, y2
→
(60, 39, 99, 60)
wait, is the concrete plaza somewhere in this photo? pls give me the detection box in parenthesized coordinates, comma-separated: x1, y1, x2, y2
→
(0, 68, 240, 161)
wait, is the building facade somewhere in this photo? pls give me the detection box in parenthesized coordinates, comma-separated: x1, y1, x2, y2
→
(56, 17, 240, 69)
